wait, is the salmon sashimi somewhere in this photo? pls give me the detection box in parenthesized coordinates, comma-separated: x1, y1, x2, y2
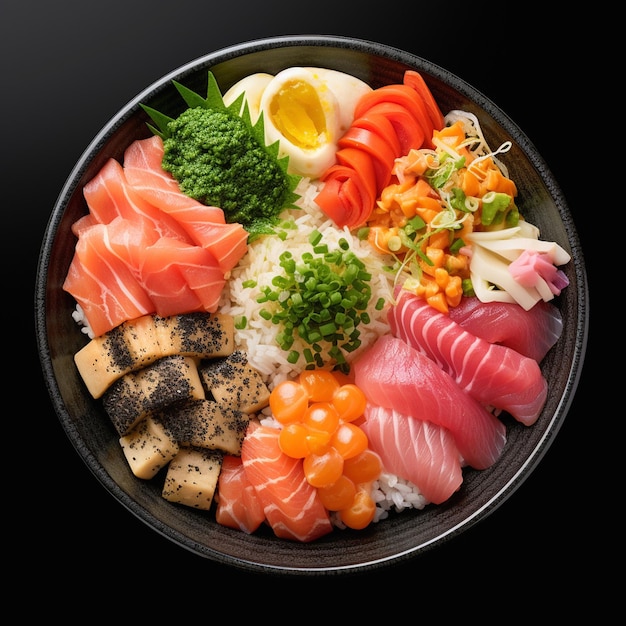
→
(240, 421, 333, 542)
(103, 215, 160, 280)
(123, 136, 226, 223)
(215, 455, 266, 535)
(71, 213, 98, 238)
(83, 157, 194, 242)
(362, 404, 463, 504)
(63, 221, 156, 336)
(140, 237, 226, 316)
(388, 290, 548, 426)
(447, 296, 563, 363)
(353, 334, 507, 470)
(123, 137, 249, 272)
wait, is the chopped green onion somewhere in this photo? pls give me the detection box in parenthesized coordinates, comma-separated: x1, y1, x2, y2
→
(256, 230, 374, 371)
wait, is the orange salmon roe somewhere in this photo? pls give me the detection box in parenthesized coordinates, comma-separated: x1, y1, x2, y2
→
(332, 384, 367, 422)
(270, 380, 309, 424)
(339, 487, 377, 530)
(317, 475, 357, 511)
(270, 369, 382, 531)
(299, 369, 340, 402)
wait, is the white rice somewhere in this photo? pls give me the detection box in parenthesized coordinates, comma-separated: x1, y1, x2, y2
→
(218, 177, 395, 387)
(224, 178, 431, 522)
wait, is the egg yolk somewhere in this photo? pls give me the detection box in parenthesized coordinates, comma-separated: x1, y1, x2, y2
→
(269, 79, 328, 150)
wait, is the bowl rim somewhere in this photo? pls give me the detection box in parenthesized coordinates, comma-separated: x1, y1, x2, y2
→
(35, 34, 589, 574)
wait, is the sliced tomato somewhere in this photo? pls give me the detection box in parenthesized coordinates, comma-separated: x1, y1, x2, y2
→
(317, 165, 364, 229)
(351, 110, 402, 157)
(338, 126, 396, 191)
(403, 70, 445, 131)
(354, 84, 434, 149)
(362, 101, 426, 155)
(335, 147, 377, 213)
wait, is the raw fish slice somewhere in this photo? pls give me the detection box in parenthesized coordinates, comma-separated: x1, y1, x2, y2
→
(180, 262, 227, 312)
(354, 335, 506, 470)
(123, 136, 226, 223)
(104, 215, 160, 280)
(141, 237, 211, 317)
(181, 221, 249, 273)
(362, 404, 463, 504)
(241, 421, 333, 542)
(140, 237, 226, 315)
(448, 296, 563, 362)
(71, 213, 98, 237)
(123, 137, 249, 272)
(389, 290, 548, 426)
(83, 157, 193, 242)
(215, 455, 266, 534)
(63, 222, 155, 336)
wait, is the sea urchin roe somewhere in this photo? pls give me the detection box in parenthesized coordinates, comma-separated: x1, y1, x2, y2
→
(268, 369, 381, 530)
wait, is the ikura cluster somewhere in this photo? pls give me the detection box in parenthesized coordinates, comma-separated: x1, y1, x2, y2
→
(269, 369, 382, 529)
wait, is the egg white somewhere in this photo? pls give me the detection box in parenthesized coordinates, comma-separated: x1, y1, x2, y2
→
(306, 67, 372, 133)
(223, 67, 374, 179)
(222, 72, 274, 122)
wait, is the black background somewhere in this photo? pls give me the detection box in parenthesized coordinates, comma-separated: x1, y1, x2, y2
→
(4, 0, 606, 613)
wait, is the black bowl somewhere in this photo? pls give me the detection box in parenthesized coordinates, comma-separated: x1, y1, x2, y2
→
(35, 35, 588, 574)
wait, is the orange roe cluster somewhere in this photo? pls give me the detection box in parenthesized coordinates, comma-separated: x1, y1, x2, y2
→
(269, 370, 382, 530)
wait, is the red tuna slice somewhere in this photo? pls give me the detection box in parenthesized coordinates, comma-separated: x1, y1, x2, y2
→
(353, 334, 506, 470)
(389, 290, 548, 426)
(83, 157, 194, 243)
(215, 455, 266, 534)
(140, 237, 226, 316)
(448, 296, 563, 363)
(362, 404, 463, 504)
(240, 421, 333, 542)
(63, 220, 156, 336)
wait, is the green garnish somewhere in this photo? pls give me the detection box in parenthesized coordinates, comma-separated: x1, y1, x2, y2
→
(254, 235, 374, 373)
(140, 71, 302, 240)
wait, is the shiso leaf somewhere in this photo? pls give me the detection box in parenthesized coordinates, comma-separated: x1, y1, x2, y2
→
(140, 105, 175, 140)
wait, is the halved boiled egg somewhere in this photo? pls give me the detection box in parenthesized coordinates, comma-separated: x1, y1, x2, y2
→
(305, 67, 373, 134)
(223, 67, 373, 179)
(259, 67, 343, 178)
(222, 72, 273, 122)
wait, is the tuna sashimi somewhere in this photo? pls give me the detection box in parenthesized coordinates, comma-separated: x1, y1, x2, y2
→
(389, 290, 548, 426)
(353, 335, 507, 470)
(448, 296, 562, 362)
(240, 421, 333, 542)
(362, 404, 463, 504)
(63, 220, 156, 336)
(140, 237, 226, 316)
(83, 157, 194, 243)
(215, 455, 266, 535)
(123, 136, 249, 272)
